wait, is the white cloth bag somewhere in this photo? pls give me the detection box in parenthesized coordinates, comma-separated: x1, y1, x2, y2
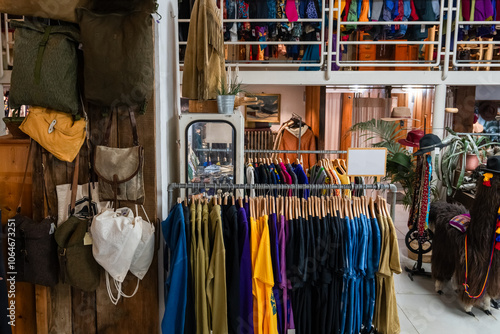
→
(129, 205, 155, 280)
(91, 207, 142, 304)
(56, 182, 107, 225)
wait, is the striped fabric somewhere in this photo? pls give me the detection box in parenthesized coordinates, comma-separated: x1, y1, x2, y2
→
(449, 214, 471, 233)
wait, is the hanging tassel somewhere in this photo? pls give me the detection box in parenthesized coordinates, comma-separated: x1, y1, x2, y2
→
(495, 242, 500, 251)
(483, 173, 493, 187)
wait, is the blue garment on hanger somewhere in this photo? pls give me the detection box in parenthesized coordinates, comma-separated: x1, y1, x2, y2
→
(161, 204, 188, 334)
(363, 215, 381, 330)
(340, 215, 352, 334)
(293, 164, 310, 199)
(359, 213, 371, 332)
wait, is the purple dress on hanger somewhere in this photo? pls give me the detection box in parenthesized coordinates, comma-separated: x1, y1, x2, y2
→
(238, 207, 254, 334)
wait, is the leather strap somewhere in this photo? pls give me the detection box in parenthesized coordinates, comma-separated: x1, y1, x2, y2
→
(41, 150, 53, 217)
(34, 26, 52, 85)
(102, 109, 114, 147)
(102, 107, 140, 147)
(70, 154, 80, 214)
(128, 107, 139, 146)
(17, 140, 33, 213)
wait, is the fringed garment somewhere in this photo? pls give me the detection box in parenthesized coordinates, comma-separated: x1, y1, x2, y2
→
(182, 0, 226, 100)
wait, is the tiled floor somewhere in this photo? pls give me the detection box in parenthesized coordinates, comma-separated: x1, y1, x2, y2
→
(393, 205, 499, 334)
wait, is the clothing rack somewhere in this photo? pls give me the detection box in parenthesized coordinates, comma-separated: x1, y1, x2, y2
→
(168, 182, 398, 220)
(245, 149, 347, 155)
(456, 132, 500, 136)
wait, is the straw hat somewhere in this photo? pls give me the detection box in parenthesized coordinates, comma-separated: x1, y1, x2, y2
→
(381, 107, 416, 121)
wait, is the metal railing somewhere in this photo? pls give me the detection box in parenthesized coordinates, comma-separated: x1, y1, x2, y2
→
(176, 0, 500, 75)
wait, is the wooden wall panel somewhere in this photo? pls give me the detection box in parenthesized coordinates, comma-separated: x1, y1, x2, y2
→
(0, 137, 37, 334)
(454, 86, 475, 133)
(94, 96, 159, 334)
(25, 97, 158, 333)
(305, 86, 321, 138)
(340, 93, 354, 158)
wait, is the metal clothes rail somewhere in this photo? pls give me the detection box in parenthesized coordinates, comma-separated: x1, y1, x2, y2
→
(245, 149, 347, 154)
(193, 148, 347, 154)
(168, 182, 398, 220)
(453, 0, 500, 69)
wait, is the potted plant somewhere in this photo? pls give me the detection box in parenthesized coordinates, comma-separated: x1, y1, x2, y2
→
(437, 127, 500, 196)
(216, 67, 244, 114)
(2, 108, 28, 139)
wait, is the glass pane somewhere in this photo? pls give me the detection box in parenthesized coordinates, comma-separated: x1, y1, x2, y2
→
(187, 121, 235, 194)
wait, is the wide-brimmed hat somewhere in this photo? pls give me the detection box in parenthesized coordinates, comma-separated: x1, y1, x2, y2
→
(413, 134, 446, 156)
(387, 152, 412, 170)
(482, 155, 500, 174)
(398, 129, 424, 148)
(381, 107, 416, 121)
(478, 101, 498, 121)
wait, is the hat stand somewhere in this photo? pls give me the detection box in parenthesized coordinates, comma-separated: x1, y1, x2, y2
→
(404, 141, 433, 280)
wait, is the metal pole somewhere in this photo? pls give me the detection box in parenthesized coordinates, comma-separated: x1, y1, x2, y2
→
(389, 184, 397, 222)
(433, 84, 447, 139)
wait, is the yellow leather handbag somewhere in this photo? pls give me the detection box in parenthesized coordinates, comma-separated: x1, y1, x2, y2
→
(19, 106, 86, 162)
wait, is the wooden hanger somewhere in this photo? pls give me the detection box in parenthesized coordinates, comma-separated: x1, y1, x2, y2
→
(353, 197, 359, 218)
(331, 196, 336, 216)
(369, 197, 376, 219)
(340, 159, 348, 172)
(337, 197, 343, 219)
(302, 198, 307, 218)
(249, 197, 254, 219)
(296, 197, 301, 218)
(382, 198, 390, 218)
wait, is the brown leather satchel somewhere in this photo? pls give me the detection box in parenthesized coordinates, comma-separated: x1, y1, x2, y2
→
(94, 109, 144, 208)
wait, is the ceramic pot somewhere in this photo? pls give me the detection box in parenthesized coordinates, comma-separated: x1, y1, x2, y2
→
(216, 95, 235, 114)
(465, 154, 480, 171)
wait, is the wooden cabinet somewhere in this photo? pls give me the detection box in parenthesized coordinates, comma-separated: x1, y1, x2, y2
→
(0, 135, 37, 334)
(395, 44, 419, 71)
(356, 32, 419, 71)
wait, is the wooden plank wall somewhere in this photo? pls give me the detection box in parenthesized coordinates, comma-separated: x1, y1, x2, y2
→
(28, 97, 158, 334)
(454, 86, 475, 133)
(0, 137, 37, 334)
(340, 93, 354, 158)
(305, 86, 326, 151)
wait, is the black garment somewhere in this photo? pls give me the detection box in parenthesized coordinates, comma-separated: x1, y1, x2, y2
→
(258, 164, 269, 185)
(275, 163, 285, 185)
(183, 204, 196, 334)
(221, 204, 240, 334)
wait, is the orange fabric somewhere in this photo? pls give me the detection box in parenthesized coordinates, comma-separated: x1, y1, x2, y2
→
(251, 216, 278, 334)
(333, 0, 347, 19)
(359, 0, 370, 21)
(278, 128, 317, 171)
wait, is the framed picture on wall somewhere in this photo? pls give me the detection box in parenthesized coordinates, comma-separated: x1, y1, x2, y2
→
(245, 93, 281, 123)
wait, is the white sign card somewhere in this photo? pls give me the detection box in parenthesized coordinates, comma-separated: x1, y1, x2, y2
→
(347, 148, 387, 177)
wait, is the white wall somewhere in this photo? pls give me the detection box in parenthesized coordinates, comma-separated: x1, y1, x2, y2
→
(476, 86, 500, 100)
(242, 84, 306, 130)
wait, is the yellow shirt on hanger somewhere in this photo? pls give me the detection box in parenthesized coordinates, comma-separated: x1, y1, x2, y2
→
(251, 215, 278, 334)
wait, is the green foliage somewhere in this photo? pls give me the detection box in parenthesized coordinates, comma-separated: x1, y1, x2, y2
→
(349, 119, 408, 156)
(438, 127, 500, 196)
(217, 67, 245, 95)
